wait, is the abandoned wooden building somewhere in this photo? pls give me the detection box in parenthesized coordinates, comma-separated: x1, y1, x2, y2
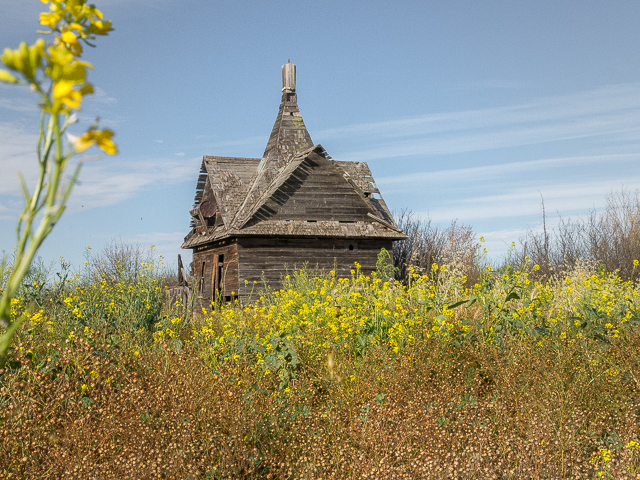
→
(182, 61, 406, 303)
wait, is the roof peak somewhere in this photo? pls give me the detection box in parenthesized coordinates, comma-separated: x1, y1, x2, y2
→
(262, 62, 313, 163)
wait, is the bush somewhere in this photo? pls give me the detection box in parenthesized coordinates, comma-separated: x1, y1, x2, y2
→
(512, 188, 640, 281)
(392, 210, 480, 286)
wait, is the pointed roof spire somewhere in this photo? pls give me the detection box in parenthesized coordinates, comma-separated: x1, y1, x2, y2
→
(263, 60, 313, 162)
(231, 62, 314, 228)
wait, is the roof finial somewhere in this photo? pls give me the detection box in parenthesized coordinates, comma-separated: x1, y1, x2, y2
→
(282, 61, 295, 93)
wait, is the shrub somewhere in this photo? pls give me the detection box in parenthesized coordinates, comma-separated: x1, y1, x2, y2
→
(513, 188, 640, 281)
(392, 210, 480, 286)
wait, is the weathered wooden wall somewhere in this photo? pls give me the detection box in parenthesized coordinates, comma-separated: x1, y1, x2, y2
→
(236, 237, 393, 301)
(192, 241, 239, 306)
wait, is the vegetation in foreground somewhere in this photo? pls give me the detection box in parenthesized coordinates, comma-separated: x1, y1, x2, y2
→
(0, 0, 116, 367)
(1, 245, 640, 479)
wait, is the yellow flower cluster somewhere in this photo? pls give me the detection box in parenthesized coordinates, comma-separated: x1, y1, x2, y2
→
(195, 259, 640, 380)
(0, 0, 116, 154)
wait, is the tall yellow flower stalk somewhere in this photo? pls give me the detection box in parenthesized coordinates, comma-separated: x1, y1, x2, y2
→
(0, 0, 115, 367)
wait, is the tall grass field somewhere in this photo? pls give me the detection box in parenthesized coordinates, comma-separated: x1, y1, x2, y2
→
(1, 235, 640, 479)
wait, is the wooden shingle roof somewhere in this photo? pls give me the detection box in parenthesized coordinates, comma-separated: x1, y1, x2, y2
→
(182, 63, 406, 249)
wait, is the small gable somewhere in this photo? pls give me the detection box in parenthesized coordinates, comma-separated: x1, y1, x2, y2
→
(202, 156, 261, 228)
(244, 147, 379, 226)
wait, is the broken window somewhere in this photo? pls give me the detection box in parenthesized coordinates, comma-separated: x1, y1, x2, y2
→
(191, 199, 218, 230)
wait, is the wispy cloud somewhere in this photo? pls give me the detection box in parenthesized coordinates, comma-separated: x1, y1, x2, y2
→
(201, 135, 267, 151)
(377, 153, 640, 187)
(90, 87, 118, 105)
(316, 83, 640, 161)
(417, 179, 640, 223)
(0, 122, 40, 196)
(70, 156, 201, 210)
(0, 96, 39, 114)
(0, 119, 199, 214)
(457, 79, 524, 90)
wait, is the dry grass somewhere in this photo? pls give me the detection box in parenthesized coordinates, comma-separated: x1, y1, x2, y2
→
(1, 319, 639, 479)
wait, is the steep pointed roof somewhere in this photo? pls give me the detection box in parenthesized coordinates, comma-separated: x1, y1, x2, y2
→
(232, 62, 314, 228)
(263, 61, 314, 164)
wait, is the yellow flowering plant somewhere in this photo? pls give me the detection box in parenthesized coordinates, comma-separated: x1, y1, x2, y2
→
(0, 0, 115, 367)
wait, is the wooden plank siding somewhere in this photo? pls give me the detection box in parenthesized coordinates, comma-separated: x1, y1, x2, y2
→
(236, 237, 393, 301)
(247, 154, 375, 225)
(192, 241, 239, 306)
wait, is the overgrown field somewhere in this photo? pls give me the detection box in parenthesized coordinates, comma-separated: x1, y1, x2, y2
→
(1, 248, 640, 479)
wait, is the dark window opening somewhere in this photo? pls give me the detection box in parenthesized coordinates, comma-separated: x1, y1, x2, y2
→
(200, 261, 206, 294)
(217, 255, 224, 297)
(307, 220, 317, 223)
(345, 241, 358, 253)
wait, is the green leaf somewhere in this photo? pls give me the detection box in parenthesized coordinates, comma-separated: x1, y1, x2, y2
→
(447, 299, 469, 310)
(504, 292, 520, 302)
(0, 316, 26, 369)
(374, 393, 387, 405)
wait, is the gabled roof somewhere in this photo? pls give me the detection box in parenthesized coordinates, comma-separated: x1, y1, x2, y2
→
(202, 156, 261, 228)
(333, 161, 398, 227)
(182, 144, 405, 248)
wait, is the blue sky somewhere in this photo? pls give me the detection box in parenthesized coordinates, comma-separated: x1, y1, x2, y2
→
(2, 0, 640, 269)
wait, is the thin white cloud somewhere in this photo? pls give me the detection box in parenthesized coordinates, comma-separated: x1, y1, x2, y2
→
(69, 156, 201, 210)
(90, 87, 118, 105)
(0, 95, 39, 114)
(377, 153, 640, 187)
(202, 135, 266, 151)
(459, 79, 524, 90)
(317, 83, 640, 161)
(0, 122, 40, 196)
(0, 119, 199, 213)
(420, 179, 640, 223)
